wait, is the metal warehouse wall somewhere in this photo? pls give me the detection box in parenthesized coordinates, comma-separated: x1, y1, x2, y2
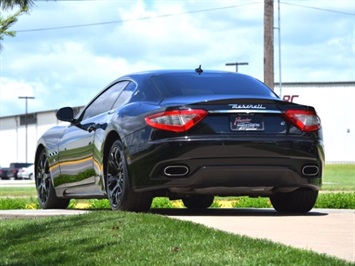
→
(0, 82, 354, 167)
(0, 111, 66, 166)
(275, 82, 355, 163)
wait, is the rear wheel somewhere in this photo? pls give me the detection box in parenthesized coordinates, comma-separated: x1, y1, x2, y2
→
(106, 140, 152, 212)
(270, 189, 318, 213)
(182, 195, 214, 209)
(35, 149, 70, 209)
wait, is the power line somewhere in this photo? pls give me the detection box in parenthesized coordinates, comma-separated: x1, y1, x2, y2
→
(280, 1, 355, 16)
(14, 0, 355, 33)
(15, 2, 262, 33)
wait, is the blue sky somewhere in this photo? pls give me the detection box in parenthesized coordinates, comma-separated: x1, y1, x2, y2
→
(0, 0, 354, 117)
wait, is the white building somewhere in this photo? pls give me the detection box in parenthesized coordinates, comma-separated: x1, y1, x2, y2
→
(0, 106, 83, 167)
(277, 82, 355, 163)
(0, 82, 354, 167)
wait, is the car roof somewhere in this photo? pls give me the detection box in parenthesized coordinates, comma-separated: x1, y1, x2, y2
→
(119, 69, 241, 80)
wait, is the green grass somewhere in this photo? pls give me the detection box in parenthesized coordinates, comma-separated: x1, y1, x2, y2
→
(0, 187, 37, 197)
(0, 211, 351, 266)
(322, 164, 355, 191)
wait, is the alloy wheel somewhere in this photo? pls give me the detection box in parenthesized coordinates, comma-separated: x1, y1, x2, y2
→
(36, 150, 51, 205)
(107, 144, 125, 209)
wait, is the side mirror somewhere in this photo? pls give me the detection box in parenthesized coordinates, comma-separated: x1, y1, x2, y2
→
(56, 107, 75, 122)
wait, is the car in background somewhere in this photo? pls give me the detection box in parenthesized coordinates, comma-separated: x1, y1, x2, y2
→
(35, 68, 324, 213)
(0, 166, 9, 180)
(17, 164, 35, 180)
(7, 163, 33, 180)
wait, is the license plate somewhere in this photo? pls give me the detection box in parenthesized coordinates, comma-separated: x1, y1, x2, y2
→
(230, 114, 264, 131)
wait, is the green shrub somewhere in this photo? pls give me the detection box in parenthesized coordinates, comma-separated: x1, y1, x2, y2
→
(1, 193, 354, 210)
(210, 200, 222, 208)
(0, 197, 39, 210)
(151, 197, 174, 208)
(68, 199, 111, 209)
(88, 199, 111, 209)
(315, 192, 355, 209)
(68, 199, 78, 209)
(232, 197, 272, 208)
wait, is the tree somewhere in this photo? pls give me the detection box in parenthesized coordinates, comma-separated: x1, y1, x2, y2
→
(1, 0, 34, 10)
(0, 0, 34, 51)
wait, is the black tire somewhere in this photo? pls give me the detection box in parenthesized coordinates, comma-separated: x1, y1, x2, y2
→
(35, 149, 70, 209)
(182, 195, 214, 209)
(270, 189, 318, 213)
(106, 140, 152, 212)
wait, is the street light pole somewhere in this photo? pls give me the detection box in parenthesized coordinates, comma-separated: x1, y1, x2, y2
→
(18, 96, 35, 163)
(225, 62, 249, 72)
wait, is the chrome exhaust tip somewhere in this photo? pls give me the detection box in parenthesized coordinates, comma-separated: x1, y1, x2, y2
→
(164, 165, 189, 177)
(302, 165, 319, 177)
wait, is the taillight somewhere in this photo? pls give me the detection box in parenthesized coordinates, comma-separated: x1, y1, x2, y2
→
(145, 109, 207, 132)
(283, 110, 321, 132)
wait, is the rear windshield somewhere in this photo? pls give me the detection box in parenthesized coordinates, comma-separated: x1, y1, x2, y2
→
(151, 72, 278, 98)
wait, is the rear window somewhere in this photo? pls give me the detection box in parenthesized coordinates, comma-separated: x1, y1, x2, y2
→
(151, 72, 278, 98)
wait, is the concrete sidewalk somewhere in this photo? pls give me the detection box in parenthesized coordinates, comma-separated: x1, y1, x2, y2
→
(168, 208, 355, 263)
(0, 209, 89, 218)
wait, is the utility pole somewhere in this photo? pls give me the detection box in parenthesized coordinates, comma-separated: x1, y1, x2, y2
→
(225, 62, 249, 73)
(18, 96, 35, 163)
(276, 0, 282, 96)
(264, 0, 274, 90)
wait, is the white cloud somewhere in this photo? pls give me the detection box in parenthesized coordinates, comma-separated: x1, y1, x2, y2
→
(0, 78, 37, 116)
(0, 0, 354, 116)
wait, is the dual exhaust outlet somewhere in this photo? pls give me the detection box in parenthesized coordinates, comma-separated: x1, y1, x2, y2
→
(163, 164, 319, 177)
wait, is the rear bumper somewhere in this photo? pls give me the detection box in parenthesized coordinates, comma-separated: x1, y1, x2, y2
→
(128, 137, 324, 196)
(160, 164, 321, 196)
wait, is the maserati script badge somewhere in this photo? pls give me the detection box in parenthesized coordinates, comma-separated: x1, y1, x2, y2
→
(229, 104, 266, 109)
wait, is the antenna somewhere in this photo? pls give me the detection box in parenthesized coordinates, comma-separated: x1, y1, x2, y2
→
(195, 65, 203, 75)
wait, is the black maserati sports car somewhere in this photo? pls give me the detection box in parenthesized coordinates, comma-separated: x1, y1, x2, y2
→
(35, 68, 324, 213)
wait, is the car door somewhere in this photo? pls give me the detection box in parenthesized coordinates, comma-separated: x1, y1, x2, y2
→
(55, 81, 130, 193)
